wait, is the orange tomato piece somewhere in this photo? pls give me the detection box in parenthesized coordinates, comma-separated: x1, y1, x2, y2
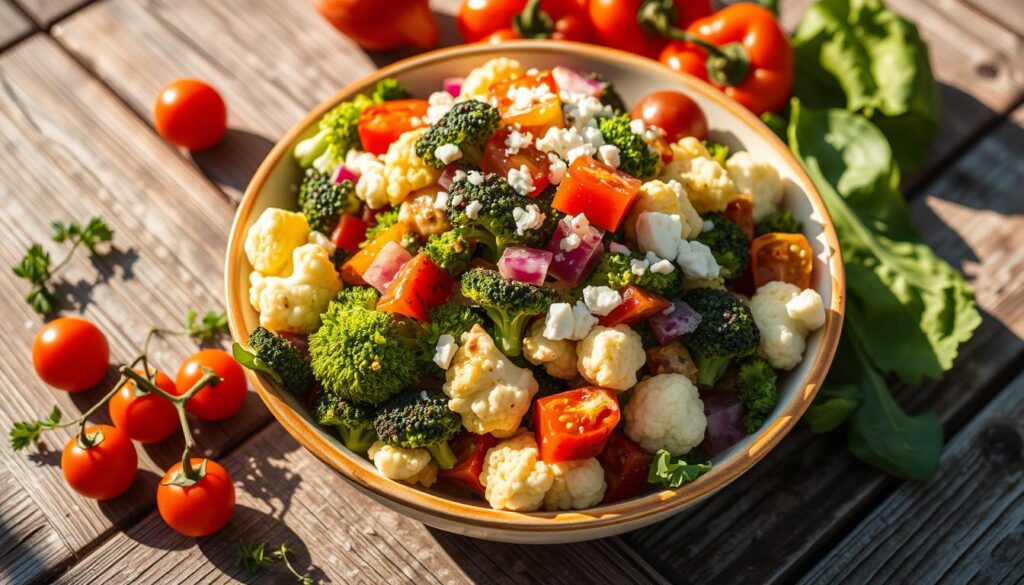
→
(552, 156, 641, 232)
(376, 253, 452, 322)
(750, 232, 814, 289)
(341, 223, 410, 285)
(599, 285, 671, 327)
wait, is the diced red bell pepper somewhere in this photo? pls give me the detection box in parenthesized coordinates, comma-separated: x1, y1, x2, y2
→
(552, 156, 641, 232)
(357, 99, 429, 155)
(330, 213, 369, 253)
(438, 432, 498, 497)
(341, 222, 409, 285)
(724, 195, 754, 241)
(487, 70, 564, 131)
(534, 387, 620, 463)
(598, 432, 652, 504)
(376, 253, 452, 322)
(599, 285, 671, 327)
(481, 127, 550, 198)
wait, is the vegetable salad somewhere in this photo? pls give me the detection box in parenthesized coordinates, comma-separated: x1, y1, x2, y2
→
(240, 58, 827, 512)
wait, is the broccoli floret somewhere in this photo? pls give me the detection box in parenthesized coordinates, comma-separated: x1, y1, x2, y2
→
(297, 169, 358, 233)
(245, 327, 314, 395)
(585, 72, 626, 113)
(314, 392, 377, 453)
(336, 285, 380, 311)
(460, 267, 558, 357)
(703, 140, 730, 165)
(423, 229, 473, 275)
(597, 115, 659, 179)
(696, 212, 749, 282)
(587, 251, 682, 298)
(415, 100, 500, 168)
(294, 78, 411, 172)
(419, 303, 485, 366)
(736, 356, 779, 433)
(362, 209, 399, 244)
(309, 302, 418, 405)
(755, 210, 803, 236)
(445, 172, 557, 261)
(682, 288, 760, 388)
(374, 390, 462, 469)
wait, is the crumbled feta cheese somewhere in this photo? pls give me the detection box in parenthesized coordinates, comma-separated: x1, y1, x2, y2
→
(507, 164, 535, 196)
(598, 144, 621, 168)
(548, 154, 568, 185)
(449, 193, 464, 207)
(560, 232, 582, 252)
(630, 258, 649, 276)
(435, 143, 463, 165)
(465, 200, 483, 219)
(570, 301, 599, 340)
(630, 118, 647, 134)
(543, 303, 575, 340)
(512, 204, 545, 236)
(676, 240, 721, 279)
(583, 286, 623, 316)
(563, 94, 613, 130)
(536, 126, 604, 163)
(433, 191, 449, 210)
(506, 83, 555, 113)
(307, 230, 337, 255)
(570, 213, 590, 233)
(467, 171, 484, 186)
(609, 242, 631, 255)
(703, 218, 715, 232)
(649, 259, 675, 274)
(635, 211, 684, 261)
(453, 169, 468, 183)
(426, 91, 455, 124)
(433, 334, 458, 369)
(505, 129, 534, 155)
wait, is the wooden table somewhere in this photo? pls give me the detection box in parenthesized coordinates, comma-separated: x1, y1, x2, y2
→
(0, 1, 1021, 583)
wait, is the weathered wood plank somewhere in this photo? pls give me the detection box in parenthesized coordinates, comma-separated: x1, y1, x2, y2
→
(13, 0, 90, 26)
(55, 424, 668, 585)
(625, 108, 1024, 584)
(0, 463, 73, 585)
(0, 0, 32, 49)
(0, 34, 270, 571)
(963, 0, 1024, 38)
(797, 370, 1024, 585)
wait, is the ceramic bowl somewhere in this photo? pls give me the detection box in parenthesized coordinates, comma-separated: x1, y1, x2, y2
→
(225, 41, 844, 543)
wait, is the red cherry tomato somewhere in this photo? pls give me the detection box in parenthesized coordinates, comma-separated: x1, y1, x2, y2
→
(175, 349, 247, 421)
(487, 70, 564, 130)
(357, 99, 429, 155)
(108, 370, 180, 444)
(598, 432, 652, 504)
(750, 232, 814, 289)
(630, 91, 708, 142)
(486, 28, 520, 43)
(459, 0, 525, 42)
(153, 79, 227, 151)
(481, 127, 551, 197)
(534, 387, 620, 462)
(61, 425, 138, 500)
(599, 285, 672, 327)
(438, 432, 498, 496)
(32, 317, 109, 393)
(588, 0, 712, 58)
(551, 13, 590, 41)
(552, 156, 641, 232)
(460, 0, 590, 42)
(157, 458, 236, 537)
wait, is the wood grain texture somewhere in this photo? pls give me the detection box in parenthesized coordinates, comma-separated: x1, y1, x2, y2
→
(13, 0, 91, 26)
(626, 108, 1024, 584)
(0, 464, 73, 585)
(0, 35, 270, 580)
(797, 371, 1024, 585)
(55, 424, 668, 585)
(0, 0, 32, 49)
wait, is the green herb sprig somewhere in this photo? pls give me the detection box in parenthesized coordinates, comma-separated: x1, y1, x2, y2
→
(236, 541, 314, 584)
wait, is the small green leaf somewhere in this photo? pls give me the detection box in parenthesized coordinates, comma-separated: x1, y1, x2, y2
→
(186, 309, 229, 341)
(12, 244, 51, 285)
(26, 289, 55, 315)
(647, 450, 712, 489)
(235, 542, 275, 574)
(80, 217, 114, 254)
(232, 342, 282, 385)
(804, 383, 862, 433)
(163, 459, 208, 487)
(9, 407, 63, 451)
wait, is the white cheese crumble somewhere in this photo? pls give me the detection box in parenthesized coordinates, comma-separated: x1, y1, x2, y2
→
(676, 240, 721, 279)
(536, 126, 604, 163)
(453, 169, 468, 183)
(467, 171, 484, 186)
(426, 91, 454, 124)
(609, 242, 631, 255)
(598, 144, 621, 169)
(563, 94, 613, 130)
(649, 259, 676, 274)
(545, 301, 599, 341)
(307, 230, 337, 255)
(570, 213, 590, 233)
(506, 83, 555, 113)
(434, 143, 463, 165)
(703, 218, 715, 232)
(635, 211, 684, 262)
(465, 200, 483, 219)
(433, 191, 449, 210)
(507, 164, 535, 196)
(583, 286, 623, 316)
(630, 258, 649, 277)
(630, 118, 647, 134)
(560, 232, 582, 252)
(449, 193, 463, 207)
(512, 204, 545, 236)
(505, 128, 534, 155)
(548, 154, 568, 185)
(433, 334, 458, 369)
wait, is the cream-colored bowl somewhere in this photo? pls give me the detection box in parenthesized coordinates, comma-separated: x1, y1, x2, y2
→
(226, 41, 844, 543)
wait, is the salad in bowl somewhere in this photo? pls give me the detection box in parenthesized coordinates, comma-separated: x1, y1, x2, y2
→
(231, 50, 838, 528)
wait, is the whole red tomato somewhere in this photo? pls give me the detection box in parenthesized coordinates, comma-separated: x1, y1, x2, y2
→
(157, 458, 235, 537)
(588, 0, 712, 57)
(108, 370, 180, 444)
(32, 317, 109, 393)
(630, 90, 708, 142)
(153, 79, 227, 151)
(175, 349, 247, 421)
(460, 0, 590, 43)
(62, 425, 138, 500)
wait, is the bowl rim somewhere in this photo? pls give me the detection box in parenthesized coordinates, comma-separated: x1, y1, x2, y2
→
(226, 40, 845, 533)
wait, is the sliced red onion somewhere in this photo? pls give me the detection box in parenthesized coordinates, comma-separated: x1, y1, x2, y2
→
(437, 164, 463, 191)
(442, 77, 464, 97)
(331, 164, 360, 185)
(552, 66, 603, 98)
(498, 247, 553, 285)
(700, 390, 747, 457)
(363, 241, 412, 293)
(546, 217, 604, 286)
(649, 300, 702, 345)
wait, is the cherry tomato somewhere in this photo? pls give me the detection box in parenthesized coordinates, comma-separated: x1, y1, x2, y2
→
(330, 213, 369, 253)
(552, 156, 641, 232)
(750, 232, 814, 289)
(460, 0, 590, 42)
(438, 432, 498, 497)
(481, 127, 551, 197)
(32, 317, 109, 393)
(61, 425, 138, 500)
(588, 0, 712, 58)
(175, 349, 247, 421)
(486, 28, 520, 43)
(157, 458, 235, 537)
(153, 79, 227, 151)
(535, 387, 620, 462)
(376, 253, 452, 322)
(357, 100, 429, 155)
(598, 432, 652, 504)
(724, 195, 754, 241)
(459, 0, 525, 42)
(630, 91, 708, 143)
(551, 13, 590, 41)
(487, 70, 564, 130)
(599, 285, 671, 327)
(109, 370, 179, 444)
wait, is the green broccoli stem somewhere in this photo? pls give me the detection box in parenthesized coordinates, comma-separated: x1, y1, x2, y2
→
(486, 310, 526, 357)
(462, 227, 500, 262)
(338, 426, 375, 454)
(693, 352, 733, 388)
(427, 442, 458, 470)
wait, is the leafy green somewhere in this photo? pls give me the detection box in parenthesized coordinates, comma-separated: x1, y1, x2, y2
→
(232, 342, 283, 385)
(804, 383, 861, 433)
(647, 450, 712, 488)
(792, 0, 939, 171)
(185, 309, 229, 341)
(9, 406, 63, 451)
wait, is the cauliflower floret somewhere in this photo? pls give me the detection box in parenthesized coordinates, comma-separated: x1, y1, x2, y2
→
(576, 325, 646, 391)
(459, 57, 525, 101)
(244, 208, 310, 276)
(624, 180, 702, 244)
(248, 244, 342, 333)
(726, 151, 783, 222)
(355, 158, 388, 210)
(368, 440, 432, 481)
(624, 374, 706, 455)
(480, 431, 554, 511)
(523, 319, 577, 379)
(678, 157, 737, 214)
(543, 458, 606, 511)
(748, 281, 826, 370)
(443, 325, 539, 437)
(399, 188, 450, 236)
(383, 128, 441, 208)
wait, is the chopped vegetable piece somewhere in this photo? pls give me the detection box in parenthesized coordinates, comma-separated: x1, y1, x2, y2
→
(597, 432, 651, 504)
(363, 241, 413, 293)
(552, 156, 640, 232)
(481, 127, 551, 197)
(376, 253, 452, 322)
(438, 432, 498, 496)
(357, 99, 429, 155)
(599, 285, 670, 327)
(648, 300, 702, 345)
(700, 390, 746, 456)
(724, 196, 754, 240)
(750, 232, 814, 289)
(497, 247, 553, 285)
(341, 222, 410, 285)
(534, 387, 620, 463)
(546, 215, 605, 286)
(487, 70, 564, 130)
(330, 214, 369, 253)
(647, 449, 711, 488)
